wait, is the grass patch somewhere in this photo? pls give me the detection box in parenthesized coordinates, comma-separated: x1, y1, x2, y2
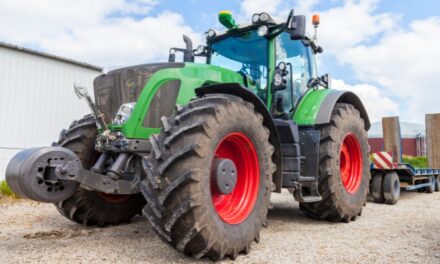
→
(402, 156, 428, 168)
(0, 180, 19, 198)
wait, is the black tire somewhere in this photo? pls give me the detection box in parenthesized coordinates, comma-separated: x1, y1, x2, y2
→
(299, 103, 370, 222)
(426, 176, 435, 194)
(383, 172, 400, 205)
(54, 115, 146, 226)
(141, 94, 275, 260)
(371, 173, 385, 203)
(435, 175, 440, 192)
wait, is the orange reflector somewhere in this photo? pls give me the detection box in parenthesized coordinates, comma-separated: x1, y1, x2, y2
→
(312, 14, 320, 26)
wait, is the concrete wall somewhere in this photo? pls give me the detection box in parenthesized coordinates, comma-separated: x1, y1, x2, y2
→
(0, 46, 101, 179)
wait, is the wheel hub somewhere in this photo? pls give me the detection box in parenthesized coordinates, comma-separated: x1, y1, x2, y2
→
(211, 132, 260, 225)
(212, 158, 237, 195)
(340, 133, 363, 194)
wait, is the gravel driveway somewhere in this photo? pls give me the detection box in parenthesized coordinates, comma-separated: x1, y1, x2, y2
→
(1, 190, 439, 263)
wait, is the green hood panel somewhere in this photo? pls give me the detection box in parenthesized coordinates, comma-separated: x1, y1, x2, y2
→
(120, 63, 244, 139)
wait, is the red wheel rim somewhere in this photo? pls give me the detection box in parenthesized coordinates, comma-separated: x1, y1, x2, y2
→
(211, 132, 259, 225)
(97, 192, 130, 204)
(339, 133, 363, 194)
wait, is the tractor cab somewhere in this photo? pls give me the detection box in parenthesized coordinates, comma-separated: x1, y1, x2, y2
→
(171, 10, 326, 118)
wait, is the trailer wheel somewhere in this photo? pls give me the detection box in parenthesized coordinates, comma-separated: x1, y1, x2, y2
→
(54, 115, 145, 226)
(299, 103, 370, 222)
(141, 94, 275, 260)
(371, 173, 385, 203)
(435, 175, 440, 192)
(383, 172, 400, 205)
(426, 176, 435, 193)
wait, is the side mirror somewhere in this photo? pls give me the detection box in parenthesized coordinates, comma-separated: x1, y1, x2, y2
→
(73, 81, 89, 99)
(286, 10, 306, 40)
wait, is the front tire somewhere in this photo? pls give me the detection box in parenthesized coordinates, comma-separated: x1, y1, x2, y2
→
(141, 94, 275, 260)
(55, 115, 145, 226)
(300, 103, 370, 222)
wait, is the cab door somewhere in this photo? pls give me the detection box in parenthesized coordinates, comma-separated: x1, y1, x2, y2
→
(273, 33, 317, 116)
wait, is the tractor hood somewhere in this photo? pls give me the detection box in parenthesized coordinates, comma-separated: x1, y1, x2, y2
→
(93, 63, 184, 122)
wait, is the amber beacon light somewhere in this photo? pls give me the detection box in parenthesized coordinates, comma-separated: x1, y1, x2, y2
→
(312, 14, 320, 27)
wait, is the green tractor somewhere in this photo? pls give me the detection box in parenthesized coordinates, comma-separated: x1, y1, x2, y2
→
(6, 10, 370, 260)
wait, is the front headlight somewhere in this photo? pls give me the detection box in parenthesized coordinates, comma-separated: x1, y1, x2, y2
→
(113, 102, 136, 125)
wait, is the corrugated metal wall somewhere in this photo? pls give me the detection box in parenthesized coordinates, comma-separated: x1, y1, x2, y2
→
(0, 47, 101, 179)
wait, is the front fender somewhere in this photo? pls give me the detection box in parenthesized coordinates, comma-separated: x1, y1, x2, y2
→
(293, 89, 371, 130)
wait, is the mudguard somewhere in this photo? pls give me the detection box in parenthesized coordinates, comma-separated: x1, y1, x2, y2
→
(294, 89, 371, 130)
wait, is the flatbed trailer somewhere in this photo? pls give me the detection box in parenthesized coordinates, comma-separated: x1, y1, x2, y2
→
(370, 151, 440, 204)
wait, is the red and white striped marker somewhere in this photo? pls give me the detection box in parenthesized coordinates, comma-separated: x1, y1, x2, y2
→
(372, 151, 396, 170)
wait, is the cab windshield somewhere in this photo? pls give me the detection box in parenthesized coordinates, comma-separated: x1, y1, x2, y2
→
(210, 30, 268, 100)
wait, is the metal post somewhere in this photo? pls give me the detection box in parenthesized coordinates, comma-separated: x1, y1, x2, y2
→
(426, 113, 440, 169)
(382, 116, 402, 163)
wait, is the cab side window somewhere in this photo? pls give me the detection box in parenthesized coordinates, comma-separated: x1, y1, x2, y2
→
(274, 33, 312, 113)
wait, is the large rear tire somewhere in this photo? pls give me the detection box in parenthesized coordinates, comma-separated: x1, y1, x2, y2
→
(141, 94, 275, 260)
(54, 115, 145, 226)
(299, 103, 370, 222)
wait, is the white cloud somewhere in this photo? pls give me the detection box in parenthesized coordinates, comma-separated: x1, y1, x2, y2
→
(240, 0, 397, 54)
(316, 0, 397, 55)
(243, 0, 436, 123)
(240, 0, 283, 17)
(40, 12, 201, 67)
(342, 17, 440, 122)
(332, 79, 399, 122)
(0, 0, 200, 67)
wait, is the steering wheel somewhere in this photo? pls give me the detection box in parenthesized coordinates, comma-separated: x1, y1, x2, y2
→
(237, 66, 251, 86)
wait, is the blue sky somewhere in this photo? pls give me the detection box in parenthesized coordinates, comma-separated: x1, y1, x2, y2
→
(0, 0, 439, 123)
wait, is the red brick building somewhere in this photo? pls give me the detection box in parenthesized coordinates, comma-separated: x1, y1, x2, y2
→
(368, 122, 426, 157)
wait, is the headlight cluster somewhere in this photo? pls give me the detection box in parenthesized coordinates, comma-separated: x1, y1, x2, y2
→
(194, 45, 207, 55)
(252, 12, 273, 24)
(257, 25, 269, 36)
(113, 102, 136, 125)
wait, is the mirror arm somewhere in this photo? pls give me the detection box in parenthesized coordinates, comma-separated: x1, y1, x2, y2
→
(73, 83, 112, 139)
(84, 94, 109, 132)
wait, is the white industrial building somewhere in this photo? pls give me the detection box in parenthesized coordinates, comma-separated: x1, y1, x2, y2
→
(0, 43, 102, 179)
